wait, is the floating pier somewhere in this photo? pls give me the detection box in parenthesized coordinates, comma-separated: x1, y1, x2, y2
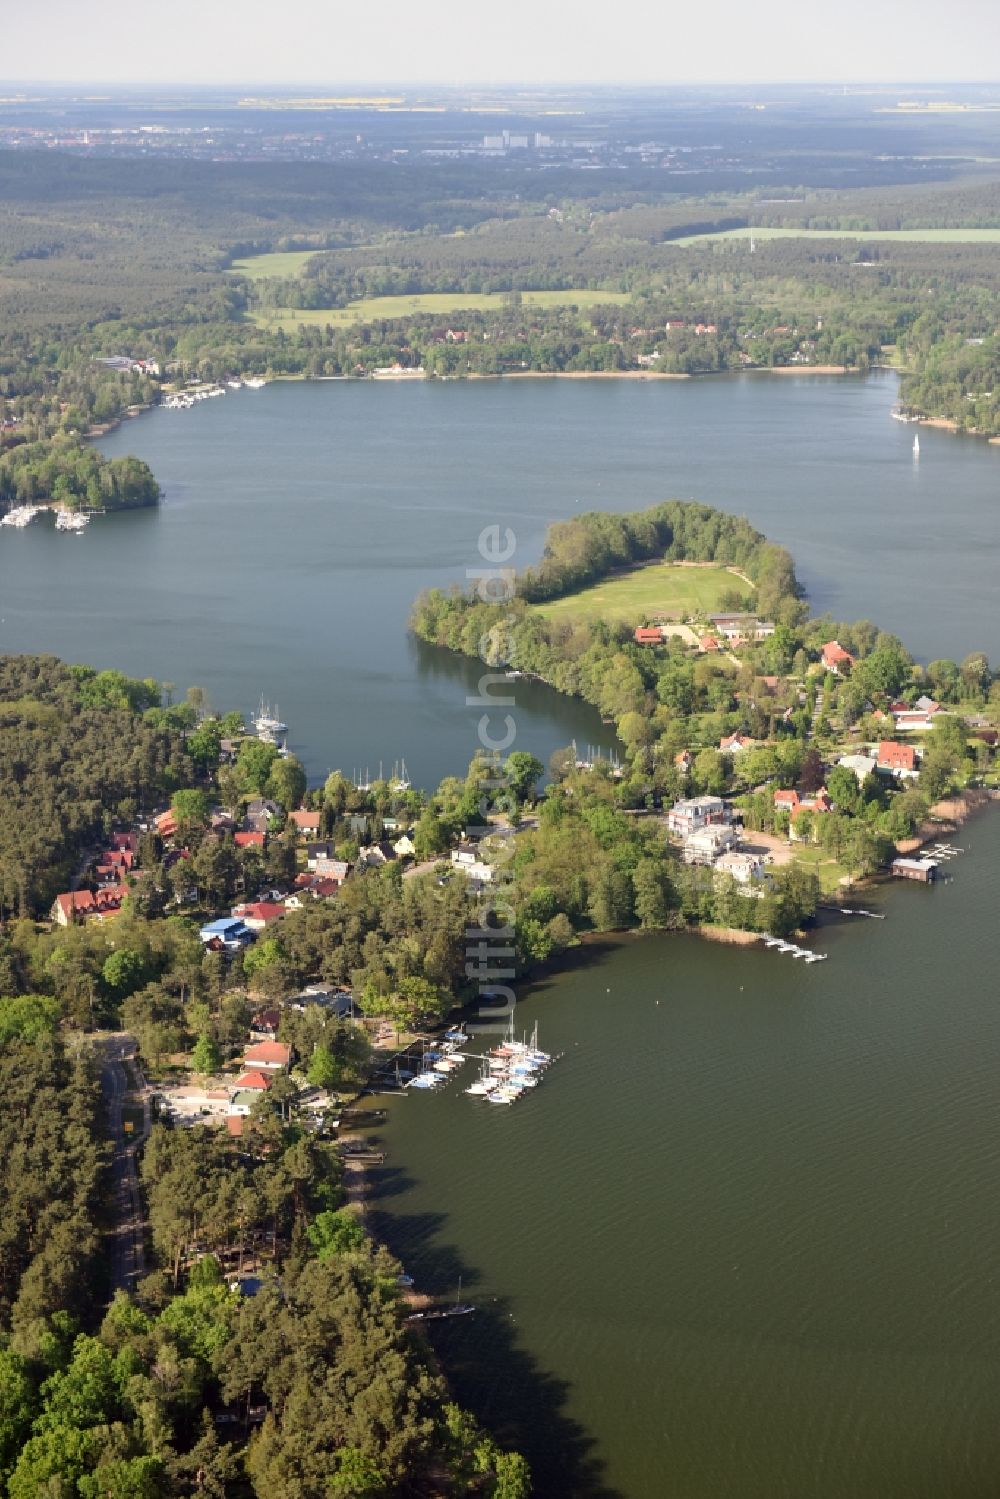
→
(760, 935, 827, 962)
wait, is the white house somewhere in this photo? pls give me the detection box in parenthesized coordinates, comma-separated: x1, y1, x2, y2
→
(667, 796, 729, 839)
(450, 845, 494, 882)
(837, 753, 877, 784)
(683, 824, 738, 865)
(714, 849, 766, 884)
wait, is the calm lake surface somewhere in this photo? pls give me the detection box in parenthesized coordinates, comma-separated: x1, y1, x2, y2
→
(373, 815, 1000, 1499)
(0, 371, 998, 784)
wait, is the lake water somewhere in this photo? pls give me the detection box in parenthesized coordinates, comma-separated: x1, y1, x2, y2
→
(373, 813, 1000, 1499)
(3, 371, 1000, 1494)
(0, 371, 998, 785)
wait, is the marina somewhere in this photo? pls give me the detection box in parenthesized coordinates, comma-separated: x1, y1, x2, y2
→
(760, 934, 828, 961)
(1, 504, 46, 528)
(54, 509, 90, 532)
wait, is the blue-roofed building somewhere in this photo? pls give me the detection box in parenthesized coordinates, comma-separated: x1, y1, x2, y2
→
(199, 917, 253, 949)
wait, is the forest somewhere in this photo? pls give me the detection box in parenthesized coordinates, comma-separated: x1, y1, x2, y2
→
(3, 152, 1000, 466)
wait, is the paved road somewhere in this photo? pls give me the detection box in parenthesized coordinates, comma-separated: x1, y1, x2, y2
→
(99, 1037, 147, 1298)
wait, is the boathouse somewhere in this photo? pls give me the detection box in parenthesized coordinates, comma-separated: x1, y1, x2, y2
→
(890, 857, 938, 883)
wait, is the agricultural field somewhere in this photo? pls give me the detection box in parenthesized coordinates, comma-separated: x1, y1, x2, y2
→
(672, 225, 1000, 246)
(241, 287, 634, 330)
(228, 250, 322, 279)
(530, 562, 748, 625)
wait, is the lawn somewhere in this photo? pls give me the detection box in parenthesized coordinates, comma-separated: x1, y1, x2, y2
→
(530, 562, 747, 625)
(671, 226, 1000, 247)
(240, 287, 633, 331)
(790, 844, 852, 894)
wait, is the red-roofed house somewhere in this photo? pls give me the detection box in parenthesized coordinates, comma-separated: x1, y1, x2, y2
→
(720, 733, 753, 754)
(289, 808, 321, 836)
(51, 890, 96, 926)
(675, 750, 694, 773)
(243, 1040, 291, 1073)
(774, 789, 800, 813)
(226, 1115, 245, 1138)
(233, 1069, 272, 1091)
(155, 809, 178, 839)
(234, 830, 266, 851)
(234, 901, 285, 931)
(699, 634, 722, 653)
(111, 831, 138, 854)
(821, 641, 854, 675)
(634, 626, 664, 645)
(50, 883, 129, 926)
(878, 740, 919, 777)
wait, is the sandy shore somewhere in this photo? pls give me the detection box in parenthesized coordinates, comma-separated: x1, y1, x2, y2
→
(762, 364, 852, 375)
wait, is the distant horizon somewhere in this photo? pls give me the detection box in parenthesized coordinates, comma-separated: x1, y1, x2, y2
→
(5, 0, 1000, 90)
(3, 78, 1000, 92)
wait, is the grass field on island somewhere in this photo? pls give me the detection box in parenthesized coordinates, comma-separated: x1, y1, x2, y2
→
(531, 563, 747, 625)
(672, 225, 1000, 247)
(238, 287, 633, 331)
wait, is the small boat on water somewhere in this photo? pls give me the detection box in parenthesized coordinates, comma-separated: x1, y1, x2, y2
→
(912, 433, 920, 456)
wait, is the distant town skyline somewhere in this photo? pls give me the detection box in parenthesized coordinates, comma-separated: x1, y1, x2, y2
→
(4, 0, 1000, 86)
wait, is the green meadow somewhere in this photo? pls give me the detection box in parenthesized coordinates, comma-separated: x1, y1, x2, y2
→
(228, 250, 322, 279)
(227, 255, 634, 329)
(531, 563, 746, 624)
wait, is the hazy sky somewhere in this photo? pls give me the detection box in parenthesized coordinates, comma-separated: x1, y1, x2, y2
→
(4, 0, 1000, 86)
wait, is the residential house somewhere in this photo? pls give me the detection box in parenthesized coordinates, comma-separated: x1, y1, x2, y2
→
(450, 844, 494, 882)
(199, 917, 253, 950)
(358, 843, 395, 869)
(837, 753, 878, 784)
(776, 787, 832, 820)
(667, 796, 729, 838)
(634, 626, 665, 645)
(230, 1077, 271, 1110)
(683, 824, 738, 865)
(288, 808, 321, 837)
(50, 885, 128, 926)
(233, 901, 285, 931)
(310, 856, 349, 883)
(914, 695, 941, 716)
(674, 750, 694, 774)
(291, 986, 354, 1018)
(155, 809, 178, 840)
(393, 833, 417, 858)
(234, 831, 266, 854)
(243, 1040, 291, 1073)
(821, 641, 854, 675)
(305, 841, 336, 870)
(110, 831, 138, 854)
(877, 741, 919, 778)
(714, 850, 766, 884)
(96, 848, 134, 884)
(710, 613, 755, 641)
(893, 709, 936, 733)
(720, 732, 754, 754)
(699, 634, 722, 653)
(250, 1008, 282, 1038)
